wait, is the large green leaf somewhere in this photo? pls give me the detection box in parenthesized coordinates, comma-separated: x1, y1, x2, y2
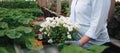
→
(18, 18, 33, 24)
(5, 29, 22, 39)
(88, 45, 108, 53)
(0, 47, 9, 53)
(0, 45, 16, 53)
(0, 22, 8, 29)
(16, 26, 32, 33)
(16, 26, 25, 32)
(0, 18, 3, 21)
(60, 45, 107, 53)
(60, 45, 91, 53)
(24, 27, 33, 33)
(0, 30, 5, 37)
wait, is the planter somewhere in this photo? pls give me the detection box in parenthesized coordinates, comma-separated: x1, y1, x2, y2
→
(110, 38, 120, 53)
(111, 38, 120, 47)
(39, 7, 60, 17)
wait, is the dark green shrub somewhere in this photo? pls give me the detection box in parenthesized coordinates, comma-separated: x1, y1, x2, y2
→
(108, 3, 120, 40)
(0, 1, 38, 8)
(0, 8, 42, 53)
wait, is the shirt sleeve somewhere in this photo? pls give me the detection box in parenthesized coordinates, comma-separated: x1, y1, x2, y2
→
(85, 0, 111, 39)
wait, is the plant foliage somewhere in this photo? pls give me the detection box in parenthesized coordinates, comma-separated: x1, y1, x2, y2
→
(60, 45, 108, 53)
(0, 1, 38, 8)
(0, 8, 43, 53)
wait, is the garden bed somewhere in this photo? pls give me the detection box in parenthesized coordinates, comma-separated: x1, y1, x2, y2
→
(0, 1, 46, 53)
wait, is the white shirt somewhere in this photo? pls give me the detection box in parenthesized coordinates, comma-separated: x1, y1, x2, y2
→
(69, 0, 111, 48)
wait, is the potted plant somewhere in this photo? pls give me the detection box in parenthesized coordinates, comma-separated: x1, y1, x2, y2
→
(39, 16, 79, 46)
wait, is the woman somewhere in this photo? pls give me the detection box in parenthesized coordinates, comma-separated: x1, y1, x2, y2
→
(65, 0, 112, 52)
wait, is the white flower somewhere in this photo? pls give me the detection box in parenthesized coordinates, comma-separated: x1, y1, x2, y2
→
(44, 32, 47, 34)
(38, 34, 43, 40)
(48, 34, 50, 36)
(48, 39, 53, 43)
(50, 21, 56, 27)
(40, 22, 48, 28)
(55, 17, 59, 20)
(39, 28, 44, 32)
(46, 17, 54, 21)
(46, 20, 51, 24)
(56, 22, 60, 26)
(68, 27, 73, 32)
(73, 23, 79, 28)
(67, 34, 72, 39)
(25, 0, 28, 1)
(63, 24, 69, 28)
(67, 32, 70, 35)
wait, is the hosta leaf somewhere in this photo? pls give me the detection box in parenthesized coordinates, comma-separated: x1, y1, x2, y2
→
(60, 45, 91, 53)
(0, 47, 9, 53)
(24, 27, 33, 33)
(0, 22, 8, 29)
(0, 18, 3, 21)
(88, 45, 108, 53)
(5, 29, 22, 39)
(25, 38, 35, 48)
(0, 30, 5, 37)
(16, 26, 24, 32)
(16, 26, 32, 33)
(18, 18, 33, 24)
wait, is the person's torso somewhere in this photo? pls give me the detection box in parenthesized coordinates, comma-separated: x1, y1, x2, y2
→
(69, 0, 110, 48)
(70, 0, 92, 26)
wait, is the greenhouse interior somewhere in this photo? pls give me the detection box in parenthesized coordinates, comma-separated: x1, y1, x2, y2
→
(0, 0, 120, 53)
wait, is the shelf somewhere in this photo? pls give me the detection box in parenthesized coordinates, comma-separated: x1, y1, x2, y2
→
(110, 38, 120, 47)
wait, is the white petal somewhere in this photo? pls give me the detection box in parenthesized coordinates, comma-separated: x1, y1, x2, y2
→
(44, 32, 47, 34)
(48, 39, 53, 43)
(38, 34, 43, 40)
(67, 34, 72, 39)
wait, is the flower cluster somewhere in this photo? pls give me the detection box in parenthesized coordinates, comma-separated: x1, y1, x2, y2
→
(39, 16, 79, 45)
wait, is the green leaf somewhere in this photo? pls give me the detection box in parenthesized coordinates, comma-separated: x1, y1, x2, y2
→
(0, 22, 8, 29)
(18, 18, 33, 24)
(0, 18, 3, 21)
(0, 47, 9, 53)
(5, 29, 22, 39)
(16, 26, 32, 33)
(16, 26, 24, 32)
(25, 38, 35, 49)
(88, 45, 108, 53)
(24, 27, 33, 33)
(60, 45, 91, 53)
(34, 25, 41, 30)
(0, 30, 5, 37)
(25, 38, 43, 50)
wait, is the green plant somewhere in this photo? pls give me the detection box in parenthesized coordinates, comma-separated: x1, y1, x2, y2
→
(0, 8, 42, 53)
(0, 1, 38, 8)
(18, 8, 44, 17)
(61, 0, 70, 16)
(39, 17, 79, 45)
(0, 8, 44, 18)
(60, 45, 108, 53)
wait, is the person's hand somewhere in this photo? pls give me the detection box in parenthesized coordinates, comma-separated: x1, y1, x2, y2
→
(64, 41, 81, 46)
